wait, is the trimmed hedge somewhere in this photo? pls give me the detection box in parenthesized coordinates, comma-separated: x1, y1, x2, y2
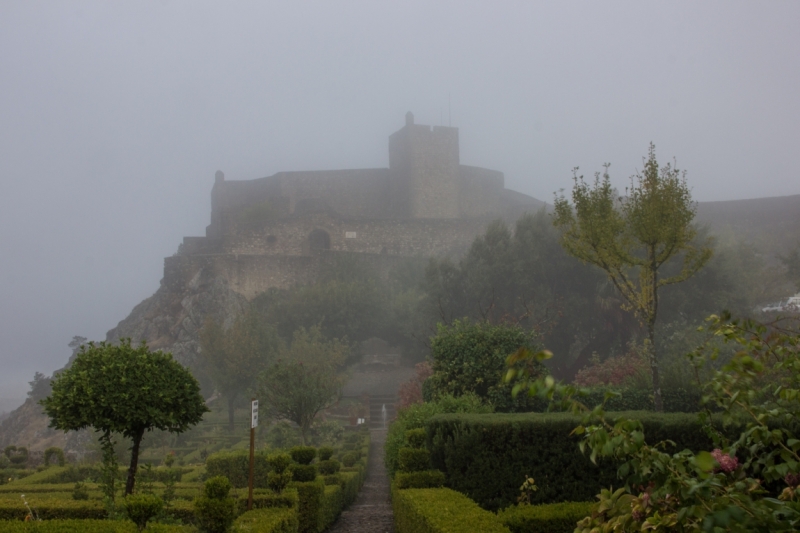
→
(0, 498, 107, 520)
(232, 507, 299, 533)
(426, 411, 728, 510)
(498, 502, 595, 533)
(3, 466, 102, 485)
(392, 485, 510, 533)
(318, 485, 343, 532)
(0, 520, 192, 532)
(398, 448, 431, 473)
(294, 480, 324, 533)
(395, 470, 445, 489)
(206, 450, 271, 488)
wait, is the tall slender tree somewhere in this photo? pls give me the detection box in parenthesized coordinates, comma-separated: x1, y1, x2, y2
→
(552, 144, 711, 410)
(199, 308, 280, 432)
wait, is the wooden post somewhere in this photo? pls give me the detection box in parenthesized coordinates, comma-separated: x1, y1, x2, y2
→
(248, 398, 258, 511)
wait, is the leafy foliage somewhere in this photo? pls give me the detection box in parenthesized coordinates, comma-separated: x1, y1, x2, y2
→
(553, 145, 712, 410)
(199, 308, 280, 432)
(40, 339, 208, 496)
(427, 320, 545, 412)
(506, 313, 800, 531)
(391, 486, 511, 533)
(122, 493, 163, 532)
(385, 393, 492, 477)
(498, 501, 595, 533)
(259, 327, 347, 445)
(194, 476, 237, 533)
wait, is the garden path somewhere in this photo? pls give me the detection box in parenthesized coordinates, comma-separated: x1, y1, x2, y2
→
(326, 428, 393, 532)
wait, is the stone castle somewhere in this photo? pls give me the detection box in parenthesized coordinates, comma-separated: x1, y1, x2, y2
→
(165, 112, 541, 299)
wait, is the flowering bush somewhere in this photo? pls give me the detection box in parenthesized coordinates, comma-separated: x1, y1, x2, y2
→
(398, 362, 433, 410)
(506, 313, 800, 531)
(573, 346, 650, 388)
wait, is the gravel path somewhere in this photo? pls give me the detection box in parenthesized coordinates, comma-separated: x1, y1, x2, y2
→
(326, 428, 393, 533)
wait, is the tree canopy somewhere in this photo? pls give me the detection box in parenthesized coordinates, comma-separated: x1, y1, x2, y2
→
(552, 144, 711, 410)
(199, 308, 280, 432)
(41, 339, 208, 495)
(258, 326, 348, 444)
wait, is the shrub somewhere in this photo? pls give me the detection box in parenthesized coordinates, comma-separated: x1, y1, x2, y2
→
(289, 447, 316, 466)
(318, 485, 342, 532)
(394, 470, 445, 489)
(426, 411, 728, 510)
(385, 392, 492, 477)
(43, 447, 66, 468)
(405, 428, 426, 449)
(4, 446, 29, 467)
(72, 481, 89, 500)
(294, 481, 323, 533)
(122, 493, 164, 532)
(266, 453, 294, 494)
(397, 448, 430, 473)
(317, 447, 335, 461)
(292, 465, 317, 483)
(427, 320, 545, 411)
(317, 460, 340, 476)
(392, 486, 510, 533)
(0, 498, 107, 520)
(340, 453, 356, 468)
(498, 501, 595, 533)
(206, 450, 270, 488)
(194, 476, 237, 533)
(0, 519, 191, 532)
(231, 507, 299, 533)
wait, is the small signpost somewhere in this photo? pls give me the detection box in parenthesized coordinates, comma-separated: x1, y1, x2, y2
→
(247, 398, 258, 511)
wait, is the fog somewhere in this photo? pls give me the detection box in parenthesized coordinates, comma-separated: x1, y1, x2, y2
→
(1, 1, 798, 409)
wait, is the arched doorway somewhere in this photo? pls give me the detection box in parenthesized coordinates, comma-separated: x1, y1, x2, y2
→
(308, 229, 331, 251)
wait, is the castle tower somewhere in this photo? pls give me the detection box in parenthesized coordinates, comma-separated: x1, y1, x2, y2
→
(388, 112, 460, 219)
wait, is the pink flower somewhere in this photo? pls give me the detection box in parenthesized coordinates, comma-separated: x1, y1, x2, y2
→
(711, 449, 739, 473)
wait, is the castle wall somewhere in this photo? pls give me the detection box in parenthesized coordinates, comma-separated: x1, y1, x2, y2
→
(213, 214, 491, 258)
(458, 165, 504, 216)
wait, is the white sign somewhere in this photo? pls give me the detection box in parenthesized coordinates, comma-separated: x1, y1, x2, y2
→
(345, 231, 357, 239)
(251, 400, 259, 429)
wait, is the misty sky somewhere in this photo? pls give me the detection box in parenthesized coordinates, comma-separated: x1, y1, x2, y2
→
(1, 1, 798, 407)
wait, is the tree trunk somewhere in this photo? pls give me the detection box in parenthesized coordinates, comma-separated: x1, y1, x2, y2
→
(648, 249, 663, 412)
(300, 425, 307, 446)
(125, 428, 145, 496)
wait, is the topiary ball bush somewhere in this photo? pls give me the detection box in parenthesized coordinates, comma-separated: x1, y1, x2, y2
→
(266, 452, 293, 474)
(398, 447, 431, 473)
(341, 452, 357, 468)
(290, 446, 317, 465)
(317, 459, 340, 475)
(405, 428, 426, 449)
(195, 476, 237, 533)
(268, 471, 293, 493)
(123, 493, 164, 532)
(292, 464, 318, 482)
(318, 446, 335, 461)
(203, 475, 232, 499)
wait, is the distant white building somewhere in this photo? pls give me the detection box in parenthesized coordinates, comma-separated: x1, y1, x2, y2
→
(761, 293, 800, 313)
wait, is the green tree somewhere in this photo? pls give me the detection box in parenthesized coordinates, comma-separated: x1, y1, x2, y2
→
(258, 326, 348, 444)
(41, 339, 208, 495)
(199, 308, 280, 432)
(553, 144, 711, 410)
(427, 320, 547, 412)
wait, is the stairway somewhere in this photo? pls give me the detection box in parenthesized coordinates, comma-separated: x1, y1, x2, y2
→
(368, 395, 396, 428)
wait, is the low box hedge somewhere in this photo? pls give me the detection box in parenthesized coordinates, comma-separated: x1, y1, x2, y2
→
(0, 498, 107, 520)
(206, 450, 271, 488)
(0, 520, 192, 532)
(498, 502, 595, 533)
(394, 470, 445, 489)
(294, 480, 324, 533)
(392, 485, 510, 533)
(318, 485, 343, 532)
(232, 507, 299, 533)
(426, 411, 729, 510)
